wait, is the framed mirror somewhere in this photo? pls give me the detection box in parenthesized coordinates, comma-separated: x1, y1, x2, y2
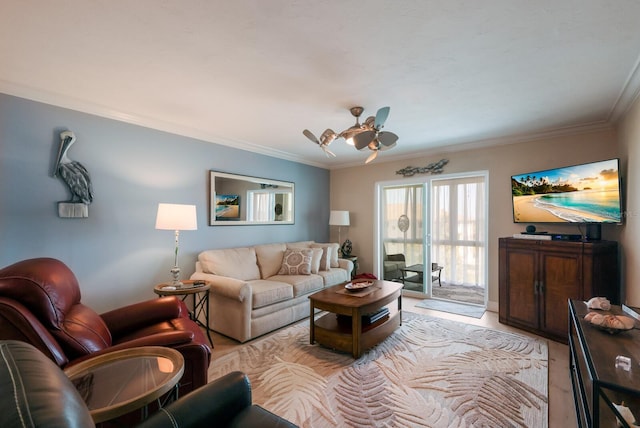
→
(209, 171, 294, 225)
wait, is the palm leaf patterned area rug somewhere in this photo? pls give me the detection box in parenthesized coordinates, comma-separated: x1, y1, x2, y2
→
(208, 311, 548, 428)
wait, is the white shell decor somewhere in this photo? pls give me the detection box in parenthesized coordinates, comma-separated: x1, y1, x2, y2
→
(586, 296, 611, 310)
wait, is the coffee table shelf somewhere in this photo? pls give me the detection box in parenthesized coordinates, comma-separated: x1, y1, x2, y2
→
(309, 280, 403, 358)
(314, 309, 399, 355)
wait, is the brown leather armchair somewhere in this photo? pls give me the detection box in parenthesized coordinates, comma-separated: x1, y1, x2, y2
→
(0, 257, 211, 396)
(1, 340, 296, 428)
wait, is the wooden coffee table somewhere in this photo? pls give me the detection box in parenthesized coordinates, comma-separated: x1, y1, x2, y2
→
(309, 280, 402, 358)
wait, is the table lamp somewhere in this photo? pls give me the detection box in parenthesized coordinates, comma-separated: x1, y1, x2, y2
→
(155, 203, 198, 287)
(329, 210, 351, 256)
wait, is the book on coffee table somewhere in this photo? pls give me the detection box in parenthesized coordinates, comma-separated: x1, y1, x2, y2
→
(336, 307, 390, 326)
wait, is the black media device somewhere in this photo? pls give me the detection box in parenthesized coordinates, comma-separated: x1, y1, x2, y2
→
(550, 234, 582, 241)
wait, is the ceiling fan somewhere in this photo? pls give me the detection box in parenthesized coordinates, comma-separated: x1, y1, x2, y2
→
(351, 106, 398, 164)
(303, 106, 399, 164)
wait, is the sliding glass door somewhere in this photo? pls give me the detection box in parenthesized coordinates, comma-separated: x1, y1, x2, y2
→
(376, 172, 487, 306)
(380, 184, 424, 287)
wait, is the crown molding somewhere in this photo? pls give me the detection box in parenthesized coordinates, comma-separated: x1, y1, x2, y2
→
(609, 53, 640, 122)
(0, 80, 622, 172)
(0, 81, 328, 169)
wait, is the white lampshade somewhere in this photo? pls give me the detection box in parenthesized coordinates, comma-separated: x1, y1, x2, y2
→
(329, 210, 350, 226)
(155, 203, 198, 230)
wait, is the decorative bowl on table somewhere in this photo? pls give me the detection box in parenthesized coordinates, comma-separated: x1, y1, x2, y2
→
(584, 312, 636, 334)
(345, 279, 374, 291)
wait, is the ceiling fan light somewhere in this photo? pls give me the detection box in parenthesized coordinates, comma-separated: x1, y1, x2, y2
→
(345, 137, 355, 146)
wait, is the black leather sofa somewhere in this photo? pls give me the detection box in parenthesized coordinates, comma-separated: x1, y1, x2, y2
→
(0, 340, 297, 428)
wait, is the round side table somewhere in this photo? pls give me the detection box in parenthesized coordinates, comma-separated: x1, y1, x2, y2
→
(64, 346, 184, 423)
(154, 280, 213, 346)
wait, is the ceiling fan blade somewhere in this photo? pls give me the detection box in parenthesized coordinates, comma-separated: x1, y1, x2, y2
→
(303, 129, 320, 144)
(374, 107, 390, 129)
(353, 130, 375, 150)
(322, 146, 336, 157)
(378, 131, 398, 146)
(378, 141, 397, 151)
(365, 150, 378, 164)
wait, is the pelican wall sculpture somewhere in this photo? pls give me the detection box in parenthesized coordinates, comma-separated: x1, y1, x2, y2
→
(53, 130, 94, 217)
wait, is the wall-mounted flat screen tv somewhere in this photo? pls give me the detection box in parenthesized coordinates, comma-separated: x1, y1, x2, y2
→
(511, 158, 622, 224)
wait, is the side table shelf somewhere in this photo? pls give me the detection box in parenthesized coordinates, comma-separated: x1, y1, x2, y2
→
(154, 280, 213, 347)
(569, 299, 640, 428)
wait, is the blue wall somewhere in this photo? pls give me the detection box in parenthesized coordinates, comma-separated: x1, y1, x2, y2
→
(0, 94, 330, 312)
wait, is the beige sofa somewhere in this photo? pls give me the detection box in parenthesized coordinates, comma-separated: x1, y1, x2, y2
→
(190, 241, 353, 342)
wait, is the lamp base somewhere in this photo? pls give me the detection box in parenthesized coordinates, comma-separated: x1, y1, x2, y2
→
(167, 266, 184, 287)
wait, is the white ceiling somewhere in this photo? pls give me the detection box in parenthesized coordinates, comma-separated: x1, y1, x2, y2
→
(2, 1, 640, 168)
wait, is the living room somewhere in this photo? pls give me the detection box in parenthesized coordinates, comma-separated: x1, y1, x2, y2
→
(2, 2, 640, 427)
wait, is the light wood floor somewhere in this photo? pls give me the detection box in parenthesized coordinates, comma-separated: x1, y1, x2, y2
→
(206, 296, 577, 428)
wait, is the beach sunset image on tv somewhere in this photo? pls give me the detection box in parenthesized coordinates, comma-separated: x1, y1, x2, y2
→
(511, 159, 622, 223)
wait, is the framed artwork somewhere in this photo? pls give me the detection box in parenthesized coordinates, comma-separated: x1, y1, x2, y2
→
(214, 194, 240, 219)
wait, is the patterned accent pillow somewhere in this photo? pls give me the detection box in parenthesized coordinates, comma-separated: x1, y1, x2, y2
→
(278, 248, 313, 275)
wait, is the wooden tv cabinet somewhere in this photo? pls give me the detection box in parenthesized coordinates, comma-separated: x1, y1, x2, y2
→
(499, 237, 619, 343)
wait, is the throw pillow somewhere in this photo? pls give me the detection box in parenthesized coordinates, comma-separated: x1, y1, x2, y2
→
(312, 243, 340, 268)
(278, 248, 313, 275)
(310, 247, 323, 274)
(317, 245, 332, 271)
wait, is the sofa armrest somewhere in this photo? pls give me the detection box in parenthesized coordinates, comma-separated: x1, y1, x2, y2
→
(65, 331, 195, 367)
(138, 371, 252, 428)
(100, 297, 186, 336)
(190, 272, 251, 302)
(0, 341, 95, 428)
(337, 258, 353, 277)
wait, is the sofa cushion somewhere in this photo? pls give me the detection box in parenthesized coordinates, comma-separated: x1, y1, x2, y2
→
(254, 243, 287, 279)
(248, 280, 294, 309)
(269, 274, 324, 297)
(312, 243, 340, 267)
(317, 268, 349, 286)
(199, 247, 260, 281)
(278, 248, 313, 275)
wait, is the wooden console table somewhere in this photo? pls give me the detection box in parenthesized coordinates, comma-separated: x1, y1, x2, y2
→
(569, 299, 640, 427)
